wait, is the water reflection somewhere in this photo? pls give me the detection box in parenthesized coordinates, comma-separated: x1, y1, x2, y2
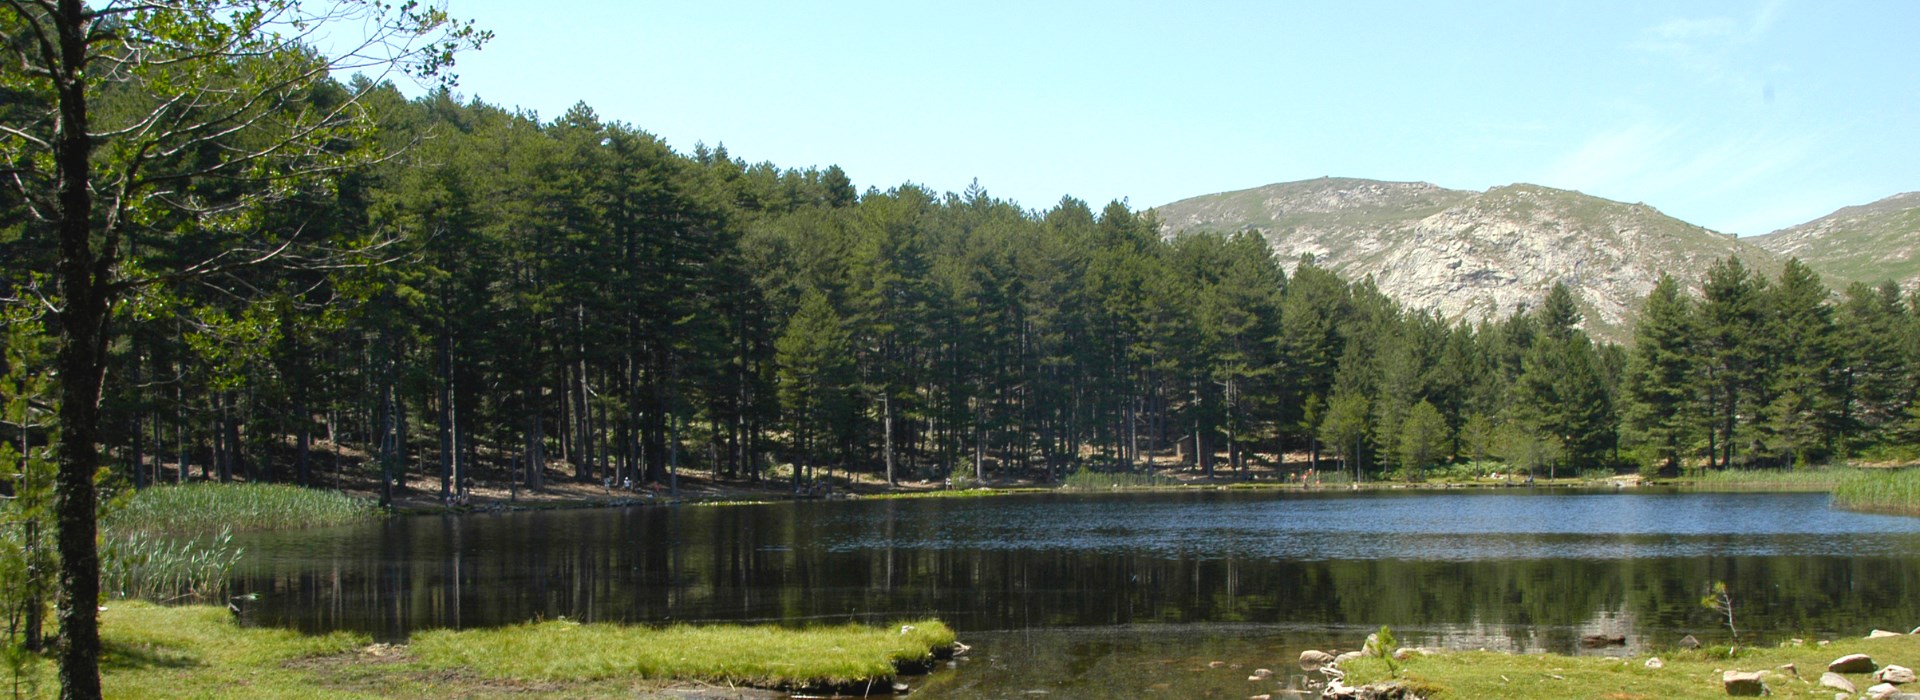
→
(232, 490, 1920, 651)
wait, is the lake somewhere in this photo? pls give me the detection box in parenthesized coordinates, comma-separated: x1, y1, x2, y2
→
(231, 489, 1920, 697)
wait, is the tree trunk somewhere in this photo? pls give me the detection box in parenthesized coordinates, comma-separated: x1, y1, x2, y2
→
(883, 392, 896, 487)
(50, 0, 107, 690)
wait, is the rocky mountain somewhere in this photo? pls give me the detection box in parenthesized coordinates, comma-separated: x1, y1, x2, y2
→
(1152, 177, 1780, 343)
(1748, 192, 1920, 290)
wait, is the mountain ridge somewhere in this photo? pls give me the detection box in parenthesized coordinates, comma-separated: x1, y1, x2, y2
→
(1748, 191, 1920, 290)
(1152, 177, 1781, 343)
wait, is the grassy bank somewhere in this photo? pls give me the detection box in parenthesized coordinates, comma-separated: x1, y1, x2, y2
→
(1833, 467, 1920, 516)
(1340, 632, 1920, 699)
(1655, 466, 1846, 492)
(2, 602, 955, 698)
(108, 483, 379, 534)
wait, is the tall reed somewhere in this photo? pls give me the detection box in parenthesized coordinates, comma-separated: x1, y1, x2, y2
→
(1832, 468, 1920, 516)
(107, 482, 377, 534)
(98, 528, 245, 602)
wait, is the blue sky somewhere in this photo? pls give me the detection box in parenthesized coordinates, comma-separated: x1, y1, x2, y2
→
(411, 0, 1916, 235)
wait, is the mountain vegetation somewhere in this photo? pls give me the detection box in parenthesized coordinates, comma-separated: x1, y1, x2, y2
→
(1152, 178, 1784, 343)
(1750, 191, 1920, 290)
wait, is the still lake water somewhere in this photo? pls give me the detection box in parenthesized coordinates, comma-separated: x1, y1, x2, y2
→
(232, 489, 1920, 697)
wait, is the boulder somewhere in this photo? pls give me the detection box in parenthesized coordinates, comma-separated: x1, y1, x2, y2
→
(1867, 682, 1899, 699)
(1248, 668, 1273, 681)
(1391, 647, 1426, 661)
(1820, 671, 1857, 693)
(1830, 653, 1879, 674)
(1644, 657, 1664, 669)
(1580, 633, 1627, 648)
(1679, 634, 1702, 650)
(1870, 629, 1904, 639)
(1333, 651, 1367, 666)
(1722, 670, 1767, 697)
(1299, 650, 1336, 671)
(1877, 665, 1918, 684)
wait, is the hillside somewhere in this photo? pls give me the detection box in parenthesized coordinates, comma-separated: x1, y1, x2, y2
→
(1748, 191, 1920, 290)
(1153, 178, 1782, 342)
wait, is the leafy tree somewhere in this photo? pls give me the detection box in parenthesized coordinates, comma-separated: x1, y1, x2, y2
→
(1318, 391, 1371, 482)
(1396, 399, 1449, 477)
(0, 2, 483, 693)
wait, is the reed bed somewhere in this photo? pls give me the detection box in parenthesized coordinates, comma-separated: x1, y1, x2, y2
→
(1666, 466, 1845, 491)
(1832, 467, 1920, 516)
(97, 528, 244, 602)
(107, 482, 377, 534)
(1061, 468, 1181, 491)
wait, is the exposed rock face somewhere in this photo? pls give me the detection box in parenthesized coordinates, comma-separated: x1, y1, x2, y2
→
(1749, 191, 1920, 290)
(1154, 178, 1778, 343)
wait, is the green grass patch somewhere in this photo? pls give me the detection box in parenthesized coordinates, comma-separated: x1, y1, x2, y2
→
(1833, 467, 1920, 516)
(411, 618, 954, 688)
(3, 602, 369, 699)
(1341, 633, 1920, 700)
(2, 603, 956, 698)
(107, 483, 379, 535)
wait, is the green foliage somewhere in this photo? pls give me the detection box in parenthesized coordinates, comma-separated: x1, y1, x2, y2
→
(0, 320, 56, 658)
(1700, 581, 1738, 646)
(1319, 391, 1372, 480)
(1396, 400, 1449, 476)
(1369, 624, 1400, 676)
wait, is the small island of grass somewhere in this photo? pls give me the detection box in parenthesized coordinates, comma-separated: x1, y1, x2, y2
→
(4, 603, 956, 698)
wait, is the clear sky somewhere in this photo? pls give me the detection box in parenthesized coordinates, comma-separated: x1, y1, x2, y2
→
(407, 0, 1917, 236)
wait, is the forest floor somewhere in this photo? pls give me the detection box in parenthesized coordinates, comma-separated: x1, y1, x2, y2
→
(1334, 628, 1920, 700)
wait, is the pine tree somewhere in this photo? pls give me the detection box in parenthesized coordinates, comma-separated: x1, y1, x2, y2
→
(1625, 274, 1698, 473)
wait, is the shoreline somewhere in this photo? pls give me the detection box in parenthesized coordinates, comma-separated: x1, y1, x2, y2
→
(1329, 628, 1920, 700)
(380, 470, 1869, 516)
